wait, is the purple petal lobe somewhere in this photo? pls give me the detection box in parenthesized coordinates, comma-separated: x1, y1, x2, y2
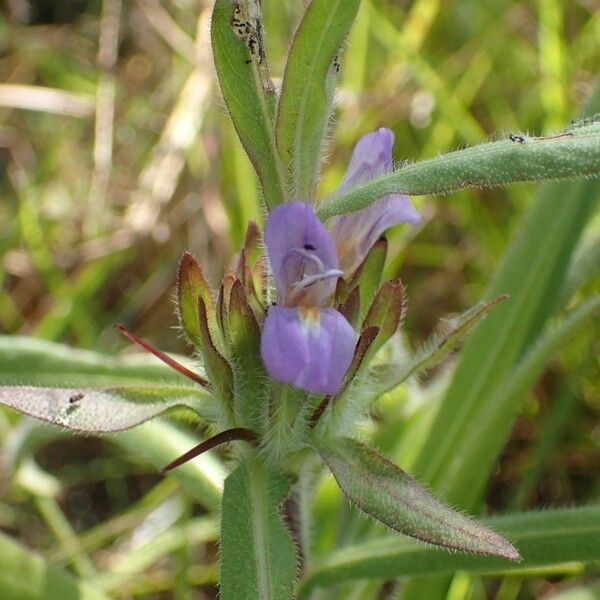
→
(339, 128, 395, 191)
(264, 202, 340, 306)
(330, 128, 420, 274)
(260, 306, 356, 395)
(330, 195, 420, 274)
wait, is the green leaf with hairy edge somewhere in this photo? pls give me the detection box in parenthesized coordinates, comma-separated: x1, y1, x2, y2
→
(317, 438, 519, 560)
(276, 0, 361, 199)
(399, 80, 600, 600)
(0, 531, 110, 600)
(211, 0, 286, 208)
(299, 504, 600, 596)
(0, 385, 210, 433)
(366, 295, 507, 399)
(0, 336, 225, 509)
(0, 335, 188, 387)
(220, 460, 296, 599)
(318, 117, 600, 219)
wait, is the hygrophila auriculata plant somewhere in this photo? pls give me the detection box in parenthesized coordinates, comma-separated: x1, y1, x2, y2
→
(2, 1, 600, 598)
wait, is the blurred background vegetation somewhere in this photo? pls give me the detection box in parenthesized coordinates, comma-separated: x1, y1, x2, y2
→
(0, 0, 598, 598)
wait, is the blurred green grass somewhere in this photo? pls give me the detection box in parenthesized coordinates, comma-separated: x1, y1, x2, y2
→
(0, 0, 598, 598)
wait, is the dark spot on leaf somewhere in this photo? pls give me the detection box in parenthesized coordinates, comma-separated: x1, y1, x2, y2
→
(69, 393, 84, 404)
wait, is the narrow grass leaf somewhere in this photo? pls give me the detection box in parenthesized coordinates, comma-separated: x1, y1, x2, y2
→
(452, 295, 600, 505)
(299, 504, 600, 596)
(0, 532, 110, 600)
(0, 335, 186, 387)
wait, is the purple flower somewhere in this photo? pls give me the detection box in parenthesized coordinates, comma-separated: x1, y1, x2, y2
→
(330, 128, 420, 275)
(260, 129, 419, 395)
(261, 202, 355, 395)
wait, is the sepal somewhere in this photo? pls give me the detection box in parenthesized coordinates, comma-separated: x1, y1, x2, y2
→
(362, 280, 405, 356)
(198, 296, 235, 424)
(238, 220, 266, 308)
(347, 237, 388, 319)
(177, 252, 218, 347)
(229, 279, 267, 428)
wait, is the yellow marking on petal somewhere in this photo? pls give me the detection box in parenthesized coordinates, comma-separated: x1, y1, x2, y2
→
(298, 307, 321, 335)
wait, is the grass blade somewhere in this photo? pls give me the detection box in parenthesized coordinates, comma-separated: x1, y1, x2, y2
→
(0, 532, 110, 600)
(299, 504, 600, 596)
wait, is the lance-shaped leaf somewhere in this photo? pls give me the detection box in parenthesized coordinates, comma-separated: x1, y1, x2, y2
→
(220, 460, 297, 600)
(276, 0, 361, 199)
(368, 295, 507, 399)
(348, 238, 388, 321)
(229, 280, 267, 428)
(211, 0, 286, 208)
(0, 385, 210, 433)
(363, 280, 405, 356)
(317, 437, 520, 560)
(177, 252, 219, 347)
(318, 118, 600, 219)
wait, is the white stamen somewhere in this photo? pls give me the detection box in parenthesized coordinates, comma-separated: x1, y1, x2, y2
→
(291, 269, 343, 291)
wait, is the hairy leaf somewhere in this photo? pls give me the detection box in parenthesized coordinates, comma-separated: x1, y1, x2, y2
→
(319, 118, 600, 219)
(220, 460, 296, 599)
(0, 385, 209, 433)
(318, 438, 519, 560)
(276, 0, 361, 198)
(211, 0, 286, 207)
(368, 295, 506, 398)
